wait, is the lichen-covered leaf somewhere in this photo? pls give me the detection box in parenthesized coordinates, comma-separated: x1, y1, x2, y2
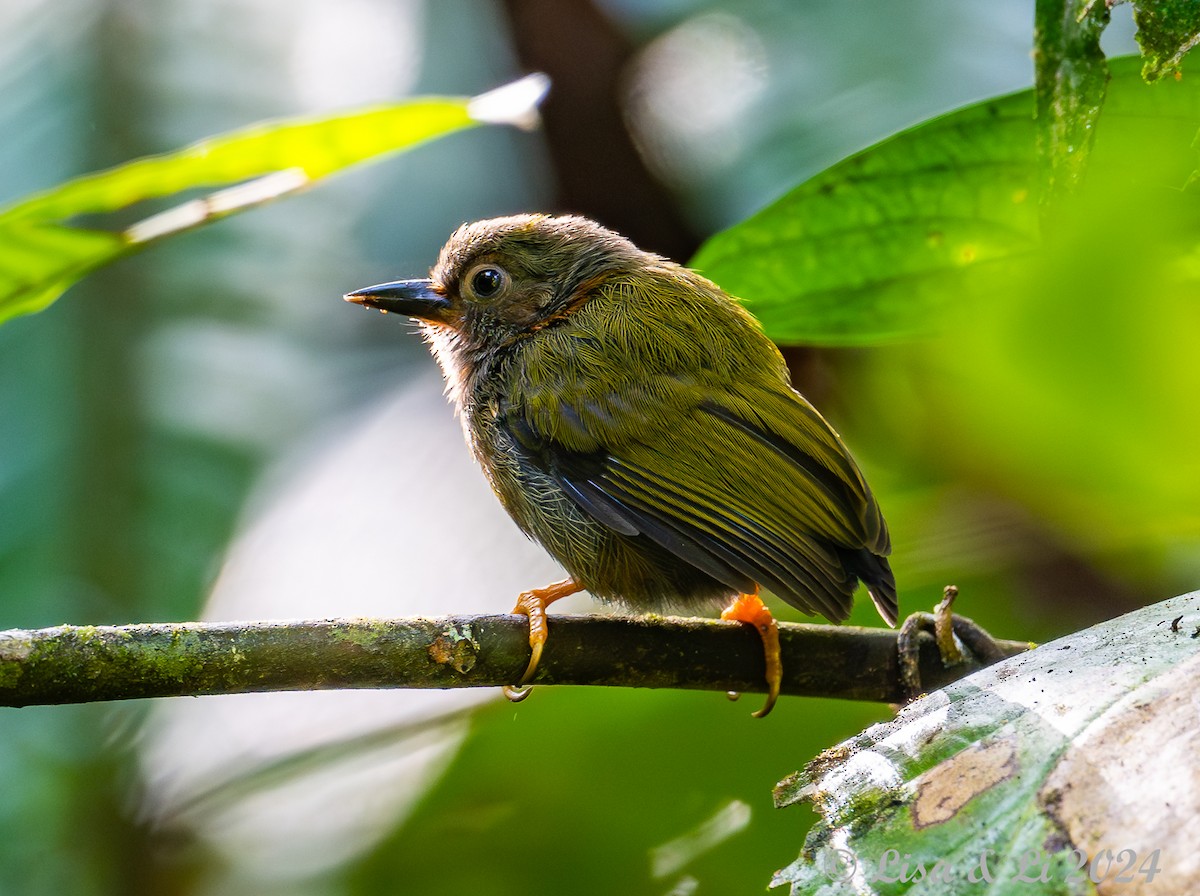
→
(773, 591, 1200, 894)
(1033, 0, 1110, 208)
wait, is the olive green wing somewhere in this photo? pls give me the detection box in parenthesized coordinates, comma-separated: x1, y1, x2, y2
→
(505, 378, 896, 625)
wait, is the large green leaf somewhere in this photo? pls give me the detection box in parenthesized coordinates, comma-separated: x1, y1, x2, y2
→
(773, 591, 1200, 894)
(690, 56, 1200, 345)
(0, 74, 547, 325)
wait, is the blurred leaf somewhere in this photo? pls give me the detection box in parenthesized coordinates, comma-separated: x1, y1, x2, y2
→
(1133, 0, 1200, 79)
(691, 56, 1200, 346)
(349, 686, 888, 896)
(773, 591, 1200, 895)
(0, 74, 548, 325)
(915, 53, 1200, 556)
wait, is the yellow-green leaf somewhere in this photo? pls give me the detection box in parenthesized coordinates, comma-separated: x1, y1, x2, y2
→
(0, 74, 548, 325)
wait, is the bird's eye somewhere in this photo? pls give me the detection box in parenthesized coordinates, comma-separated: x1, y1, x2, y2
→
(469, 266, 507, 298)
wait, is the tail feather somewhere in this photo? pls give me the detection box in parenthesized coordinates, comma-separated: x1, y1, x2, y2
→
(840, 548, 898, 627)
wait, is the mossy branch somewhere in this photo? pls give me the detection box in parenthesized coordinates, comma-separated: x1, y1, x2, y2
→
(0, 614, 1029, 708)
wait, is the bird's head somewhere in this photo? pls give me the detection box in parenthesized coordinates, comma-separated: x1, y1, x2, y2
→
(345, 214, 647, 358)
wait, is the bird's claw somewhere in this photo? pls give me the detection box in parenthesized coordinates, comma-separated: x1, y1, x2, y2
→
(504, 578, 582, 703)
(897, 585, 1008, 700)
(502, 684, 534, 703)
(722, 592, 781, 718)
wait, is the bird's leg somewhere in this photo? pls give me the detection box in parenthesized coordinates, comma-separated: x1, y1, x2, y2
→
(897, 585, 960, 699)
(721, 589, 781, 718)
(897, 585, 1012, 700)
(503, 577, 584, 703)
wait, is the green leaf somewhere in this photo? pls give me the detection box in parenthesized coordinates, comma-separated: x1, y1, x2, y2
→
(1133, 0, 1200, 80)
(690, 56, 1200, 346)
(0, 74, 549, 325)
(690, 93, 1040, 346)
(772, 591, 1200, 894)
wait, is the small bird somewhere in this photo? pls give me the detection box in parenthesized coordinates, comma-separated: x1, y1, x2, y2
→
(346, 214, 896, 716)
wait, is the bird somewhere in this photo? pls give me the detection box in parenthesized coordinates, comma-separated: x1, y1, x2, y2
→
(345, 214, 896, 716)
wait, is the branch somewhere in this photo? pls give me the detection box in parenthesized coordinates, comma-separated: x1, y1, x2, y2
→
(0, 614, 1030, 708)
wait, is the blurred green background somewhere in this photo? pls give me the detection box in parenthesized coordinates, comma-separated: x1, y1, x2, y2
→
(3, 1, 1192, 895)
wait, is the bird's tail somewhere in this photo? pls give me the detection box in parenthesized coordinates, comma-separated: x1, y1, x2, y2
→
(842, 548, 898, 627)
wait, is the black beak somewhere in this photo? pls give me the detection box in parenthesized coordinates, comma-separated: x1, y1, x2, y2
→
(344, 279, 452, 323)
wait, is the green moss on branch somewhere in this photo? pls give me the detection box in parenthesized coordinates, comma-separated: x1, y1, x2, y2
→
(0, 615, 1029, 708)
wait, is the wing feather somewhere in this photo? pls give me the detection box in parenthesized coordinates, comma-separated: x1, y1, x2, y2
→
(501, 284, 894, 622)
(503, 385, 890, 621)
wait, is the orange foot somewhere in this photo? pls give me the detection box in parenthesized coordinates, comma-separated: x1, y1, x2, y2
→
(502, 578, 583, 703)
(722, 591, 781, 718)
